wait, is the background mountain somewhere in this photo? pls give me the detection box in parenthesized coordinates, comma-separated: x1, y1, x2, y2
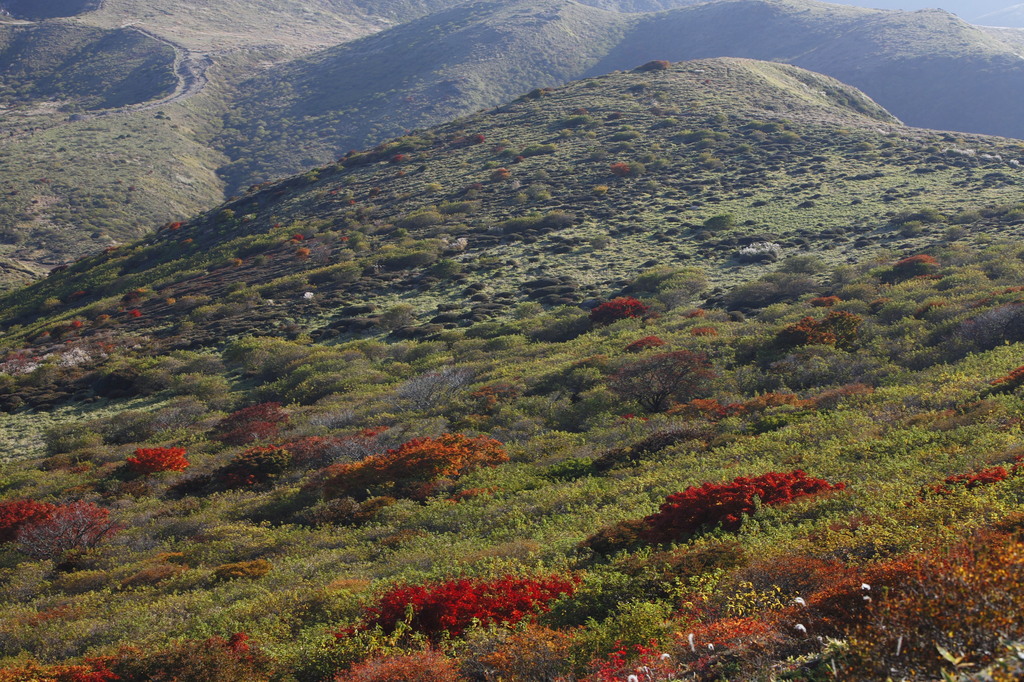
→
(825, 0, 1024, 27)
(217, 0, 1024, 193)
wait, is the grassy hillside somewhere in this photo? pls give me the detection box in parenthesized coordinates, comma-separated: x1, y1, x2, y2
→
(0, 0, 98, 20)
(6, 0, 1024, 287)
(3, 59, 1024, 681)
(0, 22, 176, 110)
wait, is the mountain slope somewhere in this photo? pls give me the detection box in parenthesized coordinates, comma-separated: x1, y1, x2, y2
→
(9, 57, 1024, 353)
(0, 22, 177, 110)
(4, 58, 1024, 681)
(69, 0, 702, 51)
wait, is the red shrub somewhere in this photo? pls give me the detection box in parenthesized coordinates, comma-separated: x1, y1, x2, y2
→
(690, 326, 718, 337)
(890, 253, 938, 280)
(0, 500, 56, 543)
(644, 470, 846, 543)
(927, 458, 1022, 496)
(809, 296, 840, 307)
(322, 434, 507, 500)
(490, 168, 510, 181)
(16, 501, 121, 560)
(776, 310, 861, 350)
(126, 447, 189, 474)
(213, 403, 289, 446)
(990, 365, 1024, 393)
(341, 649, 465, 681)
(127, 309, 142, 319)
(588, 641, 679, 682)
(624, 335, 666, 353)
(354, 574, 577, 639)
(609, 162, 634, 177)
(590, 297, 650, 325)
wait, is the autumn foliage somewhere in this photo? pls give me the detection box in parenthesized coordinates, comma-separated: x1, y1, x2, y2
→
(926, 456, 1022, 496)
(126, 447, 189, 474)
(890, 253, 939, 280)
(644, 470, 846, 543)
(589, 297, 650, 325)
(212, 403, 289, 445)
(342, 649, 464, 682)
(776, 310, 862, 350)
(322, 434, 507, 500)
(0, 499, 56, 543)
(624, 335, 665, 353)
(990, 364, 1024, 393)
(109, 632, 274, 681)
(15, 501, 121, 560)
(351, 574, 578, 639)
(0, 657, 118, 682)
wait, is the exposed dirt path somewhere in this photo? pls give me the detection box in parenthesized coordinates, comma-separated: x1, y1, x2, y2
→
(91, 25, 213, 117)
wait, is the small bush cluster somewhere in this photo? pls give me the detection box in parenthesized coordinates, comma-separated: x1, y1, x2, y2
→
(889, 253, 939, 281)
(927, 456, 1022, 495)
(12, 501, 120, 560)
(624, 335, 665, 353)
(126, 447, 189, 474)
(590, 297, 650, 325)
(776, 310, 862, 350)
(212, 403, 289, 445)
(0, 499, 56, 543)
(217, 446, 292, 488)
(644, 470, 846, 543)
(350, 574, 578, 639)
(322, 434, 507, 500)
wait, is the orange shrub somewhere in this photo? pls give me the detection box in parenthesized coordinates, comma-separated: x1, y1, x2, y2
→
(341, 649, 465, 681)
(776, 310, 862, 350)
(476, 624, 574, 681)
(322, 434, 508, 500)
(690, 326, 718, 337)
(0, 657, 118, 682)
(213, 559, 273, 581)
